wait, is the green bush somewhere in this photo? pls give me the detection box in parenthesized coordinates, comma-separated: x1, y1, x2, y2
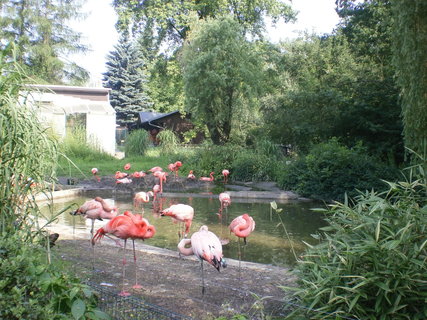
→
(0, 234, 110, 320)
(286, 166, 427, 319)
(278, 139, 398, 201)
(157, 129, 179, 154)
(125, 129, 150, 156)
(231, 152, 280, 182)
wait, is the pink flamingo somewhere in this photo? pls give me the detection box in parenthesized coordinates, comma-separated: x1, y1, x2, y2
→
(92, 211, 156, 296)
(187, 170, 196, 180)
(229, 213, 256, 277)
(218, 192, 231, 214)
(178, 225, 227, 295)
(148, 166, 163, 173)
(133, 191, 154, 211)
(116, 177, 132, 184)
(199, 172, 215, 182)
(115, 171, 129, 179)
(153, 170, 167, 193)
(71, 197, 118, 267)
(173, 161, 182, 177)
(124, 163, 131, 171)
(152, 184, 161, 201)
(131, 171, 146, 179)
(222, 169, 230, 184)
(160, 203, 194, 239)
(91, 168, 100, 182)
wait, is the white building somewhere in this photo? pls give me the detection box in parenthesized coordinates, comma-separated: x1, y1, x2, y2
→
(24, 85, 116, 155)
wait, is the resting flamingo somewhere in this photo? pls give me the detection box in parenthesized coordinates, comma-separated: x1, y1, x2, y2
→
(115, 171, 129, 179)
(222, 169, 230, 184)
(187, 170, 196, 180)
(160, 204, 194, 239)
(199, 172, 215, 182)
(148, 166, 163, 173)
(229, 213, 256, 277)
(91, 168, 100, 182)
(70, 197, 118, 267)
(178, 225, 227, 295)
(92, 211, 156, 296)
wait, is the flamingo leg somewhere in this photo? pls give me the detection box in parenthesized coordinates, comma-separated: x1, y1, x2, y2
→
(201, 260, 205, 296)
(90, 219, 95, 270)
(238, 237, 242, 280)
(119, 239, 131, 297)
(132, 240, 142, 289)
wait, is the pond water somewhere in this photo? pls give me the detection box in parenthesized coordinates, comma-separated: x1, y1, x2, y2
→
(41, 190, 327, 268)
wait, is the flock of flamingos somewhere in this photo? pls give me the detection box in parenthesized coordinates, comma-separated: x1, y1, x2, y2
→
(71, 162, 256, 296)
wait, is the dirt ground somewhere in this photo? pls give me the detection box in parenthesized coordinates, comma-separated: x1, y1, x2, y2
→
(54, 237, 296, 319)
(51, 175, 299, 319)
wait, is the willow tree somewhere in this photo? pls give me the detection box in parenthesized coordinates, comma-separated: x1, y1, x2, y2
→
(392, 0, 427, 156)
(180, 16, 262, 145)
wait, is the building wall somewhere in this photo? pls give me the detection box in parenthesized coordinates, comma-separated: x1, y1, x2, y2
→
(87, 113, 116, 155)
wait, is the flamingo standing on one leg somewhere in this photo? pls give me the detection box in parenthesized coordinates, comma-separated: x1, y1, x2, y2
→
(160, 204, 194, 239)
(70, 197, 118, 267)
(229, 213, 256, 278)
(92, 211, 156, 296)
(133, 191, 154, 212)
(199, 172, 215, 182)
(153, 170, 167, 193)
(173, 161, 182, 178)
(218, 192, 231, 215)
(222, 169, 230, 184)
(91, 168, 100, 182)
(152, 184, 161, 201)
(178, 225, 227, 295)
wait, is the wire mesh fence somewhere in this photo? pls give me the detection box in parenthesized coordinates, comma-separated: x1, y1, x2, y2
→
(88, 282, 193, 320)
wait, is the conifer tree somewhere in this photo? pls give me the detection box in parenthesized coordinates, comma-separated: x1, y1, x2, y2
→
(103, 35, 152, 127)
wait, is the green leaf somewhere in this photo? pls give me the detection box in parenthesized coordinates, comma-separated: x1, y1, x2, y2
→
(71, 299, 86, 320)
(375, 219, 381, 242)
(270, 201, 277, 210)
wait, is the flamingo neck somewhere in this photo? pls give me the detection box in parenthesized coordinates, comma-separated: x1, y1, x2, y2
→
(177, 238, 193, 256)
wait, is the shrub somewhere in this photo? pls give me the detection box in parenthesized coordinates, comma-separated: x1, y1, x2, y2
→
(125, 129, 150, 156)
(231, 152, 280, 182)
(278, 139, 399, 202)
(285, 161, 427, 319)
(157, 129, 179, 154)
(0, 234, 110, 319)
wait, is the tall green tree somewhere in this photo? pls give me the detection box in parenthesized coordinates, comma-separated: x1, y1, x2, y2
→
(0, 0, 88, 84)
(103, 35, 152, 127)
(180, 16, 262, 145)
(113, 0, 295, 48)
(392, 0, 427, 156)
(264, 35, 403, 163)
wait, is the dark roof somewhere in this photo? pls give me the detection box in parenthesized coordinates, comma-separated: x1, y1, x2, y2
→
(136, 110, 180, 130)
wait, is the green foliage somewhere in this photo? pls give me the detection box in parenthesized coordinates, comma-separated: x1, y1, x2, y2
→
(59, 125, 114, 161)
(124, 129, 150, 156)
(0, 0, 89, 84)
(181, 15, 263, 145)
(287, 164, 427, 319)
(157, 129, 180, 155)
(0, 234, 110, 320)
(0, 50, 58, 236)
(103, 35, 152, 126)
(264, 34, 403, 163)
(391, 0, 427, 156)
(278, 139, 398, 202)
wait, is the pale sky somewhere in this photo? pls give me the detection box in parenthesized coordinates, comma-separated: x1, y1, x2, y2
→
(68, 0, 339, 85)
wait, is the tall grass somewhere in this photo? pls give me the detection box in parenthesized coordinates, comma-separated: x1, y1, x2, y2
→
(0, 46, 58, 239)
(125, 129, 150, 156)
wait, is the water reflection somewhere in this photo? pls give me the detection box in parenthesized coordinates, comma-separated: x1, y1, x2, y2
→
(41, 190, 327, 268)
